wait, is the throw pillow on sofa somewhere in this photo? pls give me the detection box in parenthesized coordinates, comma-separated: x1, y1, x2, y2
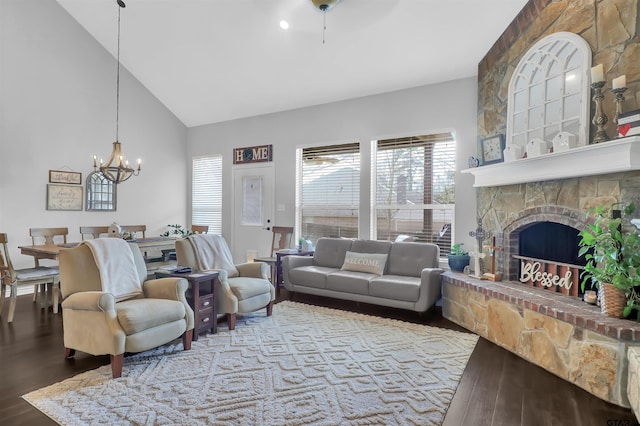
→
(340, 251, 388, 275)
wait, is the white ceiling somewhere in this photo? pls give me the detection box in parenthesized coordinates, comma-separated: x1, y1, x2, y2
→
(56, 0, 529, 128)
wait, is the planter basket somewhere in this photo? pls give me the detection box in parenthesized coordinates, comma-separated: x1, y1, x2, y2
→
(599, 282, 626, 318)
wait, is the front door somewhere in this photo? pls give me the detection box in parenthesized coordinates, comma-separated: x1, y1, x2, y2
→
(231, 164, 275, 263)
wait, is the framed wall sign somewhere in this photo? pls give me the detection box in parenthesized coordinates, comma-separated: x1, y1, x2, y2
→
(233, 144, 273, 165)
(47, 184, 83, 211)
(49, 170, 82, 185)
(481, 134, 505, 165)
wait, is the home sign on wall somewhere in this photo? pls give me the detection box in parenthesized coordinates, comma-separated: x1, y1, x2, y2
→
(233, 144, 273, 165)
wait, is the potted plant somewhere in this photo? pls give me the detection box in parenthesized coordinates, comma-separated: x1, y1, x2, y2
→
(161, 224, 195, 238)
(578, 203, 640, 318)
(448, 243, 470, 272)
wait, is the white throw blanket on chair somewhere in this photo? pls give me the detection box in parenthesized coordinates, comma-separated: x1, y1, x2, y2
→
(83, 238, 142, 301)
(187, 234, 239, 277)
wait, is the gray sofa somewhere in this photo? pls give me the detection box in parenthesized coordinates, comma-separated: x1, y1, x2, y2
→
(282, 238, 444, 313)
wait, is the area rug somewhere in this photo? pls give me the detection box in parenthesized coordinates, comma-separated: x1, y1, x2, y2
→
(23, 301, 478, 425)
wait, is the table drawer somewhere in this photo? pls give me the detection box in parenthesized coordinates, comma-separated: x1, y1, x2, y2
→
(198, 312, 214, 327)
(198, 296, 213, 311)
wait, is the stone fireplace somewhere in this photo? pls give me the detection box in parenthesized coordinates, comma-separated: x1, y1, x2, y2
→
(447, 0, 640, 411)
(442, 167, 640, 408)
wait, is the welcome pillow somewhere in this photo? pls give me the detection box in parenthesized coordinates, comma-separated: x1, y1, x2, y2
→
(340, 251, 388, 276)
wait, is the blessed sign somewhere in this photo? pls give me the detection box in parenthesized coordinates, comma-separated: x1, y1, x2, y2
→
(233, 145, 273, 165)
(519, 260, 573, 290)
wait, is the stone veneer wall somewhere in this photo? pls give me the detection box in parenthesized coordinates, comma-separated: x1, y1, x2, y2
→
(442, 272, 640, 407)
(479, 0, 639, 143)
(475, 0, 640, 268)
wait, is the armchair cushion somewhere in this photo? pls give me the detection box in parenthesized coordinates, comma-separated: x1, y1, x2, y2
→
(116, 299, 186, 335)
(229, 277, 273, 300)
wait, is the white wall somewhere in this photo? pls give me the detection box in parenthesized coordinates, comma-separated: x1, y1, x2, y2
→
(0, 0, 188, 269)
(187, 77, 478, 253)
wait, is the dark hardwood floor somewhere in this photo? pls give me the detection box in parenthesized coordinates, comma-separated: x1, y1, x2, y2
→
(1, 290, 637, 425)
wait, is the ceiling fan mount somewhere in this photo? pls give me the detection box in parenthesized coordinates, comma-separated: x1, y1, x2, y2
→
(310, 0, 341, 12)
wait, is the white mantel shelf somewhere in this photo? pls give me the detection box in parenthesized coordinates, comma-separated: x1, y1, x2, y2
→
(462, 136, 640, 187)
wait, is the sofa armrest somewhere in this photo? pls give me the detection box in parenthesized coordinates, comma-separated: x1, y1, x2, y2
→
(236, 262, 269, 279)
(283, 255, 314, 270)
(143, 278, 194, 331)
(416, 267, 444, 312)
(143, 277, 188, 301)
(61, 291, 115, 312)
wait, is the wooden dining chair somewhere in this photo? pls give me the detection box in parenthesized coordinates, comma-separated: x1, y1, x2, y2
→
(121, 225, 146, 239)
(191, 225, 209, 234)
(80, 226, 110, 240)
(0, 233, 60, 322)
(29, 227, 67, 303)
(254, 226, 293, 285)
(29, 227, 68, 250)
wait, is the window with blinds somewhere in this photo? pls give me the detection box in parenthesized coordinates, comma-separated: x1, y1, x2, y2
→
(372, 133, 455, 255)
(296, 143, 360, 241)
(192, 155, 222, 235)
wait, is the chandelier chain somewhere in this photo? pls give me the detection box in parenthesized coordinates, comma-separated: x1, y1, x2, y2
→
(115, 3, 122, 142)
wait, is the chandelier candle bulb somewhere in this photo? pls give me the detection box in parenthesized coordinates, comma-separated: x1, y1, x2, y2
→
(590, 64, 604, 83)
(612, 75, 626, 90)
(93, 155, 97, 167)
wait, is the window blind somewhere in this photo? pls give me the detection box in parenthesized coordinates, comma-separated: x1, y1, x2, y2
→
(192, 155, 222, 235)
(297, 142, 360, 241)
(373, 133, 455, 254)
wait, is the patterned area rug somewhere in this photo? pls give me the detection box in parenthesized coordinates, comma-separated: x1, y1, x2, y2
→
(23, 301, 478, 425)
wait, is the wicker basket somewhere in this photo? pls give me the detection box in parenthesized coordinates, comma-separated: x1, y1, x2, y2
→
(599, 282, 626, 318)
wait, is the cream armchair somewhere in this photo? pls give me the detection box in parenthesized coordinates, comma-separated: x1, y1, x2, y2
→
(175, 235, 275, 330)
(59, 239, 194, 378)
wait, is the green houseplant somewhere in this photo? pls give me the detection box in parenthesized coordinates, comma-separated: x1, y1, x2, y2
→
(578, 203, 640, 318)
(448, 243, 470, 272)
(161, 224, 195, 238)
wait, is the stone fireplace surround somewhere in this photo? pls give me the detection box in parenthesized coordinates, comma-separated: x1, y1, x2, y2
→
(443, 155, 640, 408)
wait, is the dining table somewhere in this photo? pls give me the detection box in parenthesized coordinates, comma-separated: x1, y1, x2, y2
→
(19, 237, 178, 266)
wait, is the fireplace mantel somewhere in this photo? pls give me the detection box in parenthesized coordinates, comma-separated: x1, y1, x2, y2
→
(462, 136, 640, 187)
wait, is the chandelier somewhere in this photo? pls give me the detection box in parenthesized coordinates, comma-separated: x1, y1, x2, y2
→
(93, 0, 140, 184)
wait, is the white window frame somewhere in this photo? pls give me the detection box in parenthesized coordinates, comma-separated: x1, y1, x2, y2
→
(506, 32, 591, 152)
(192, 155, 223, 235)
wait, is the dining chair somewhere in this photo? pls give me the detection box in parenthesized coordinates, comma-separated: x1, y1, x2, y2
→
(191, 225, 209, 234)
(29, 227, 68, 302)
(80, 226, 110, 240)
(254, 226, 293, 284)
(0, 233, 60, 322)
(121, 225, 146, 239)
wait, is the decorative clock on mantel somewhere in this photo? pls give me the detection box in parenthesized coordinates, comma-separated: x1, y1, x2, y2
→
(481, 134, 505, 165)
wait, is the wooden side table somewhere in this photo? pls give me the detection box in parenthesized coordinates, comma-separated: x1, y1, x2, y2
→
(275, 250, 314, 289)
(155, 270, 218, 341)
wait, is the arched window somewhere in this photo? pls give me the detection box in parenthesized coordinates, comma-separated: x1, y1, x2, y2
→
(506, 32, 591, 152)
(86, 171, 117, 211)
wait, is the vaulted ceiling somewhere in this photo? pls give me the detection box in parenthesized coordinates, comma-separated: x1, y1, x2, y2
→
(56, 0, 529, 127)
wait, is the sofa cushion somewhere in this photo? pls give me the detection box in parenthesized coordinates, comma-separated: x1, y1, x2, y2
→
(340, 251, 388, 275)
(116, 298, 186, 335)
(313, 238, 353, 268)
(369, 275, 421, 302)
(327, 271, 372, 295)
(388, 242, 439, 277)
(288, 265, 339, 289)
